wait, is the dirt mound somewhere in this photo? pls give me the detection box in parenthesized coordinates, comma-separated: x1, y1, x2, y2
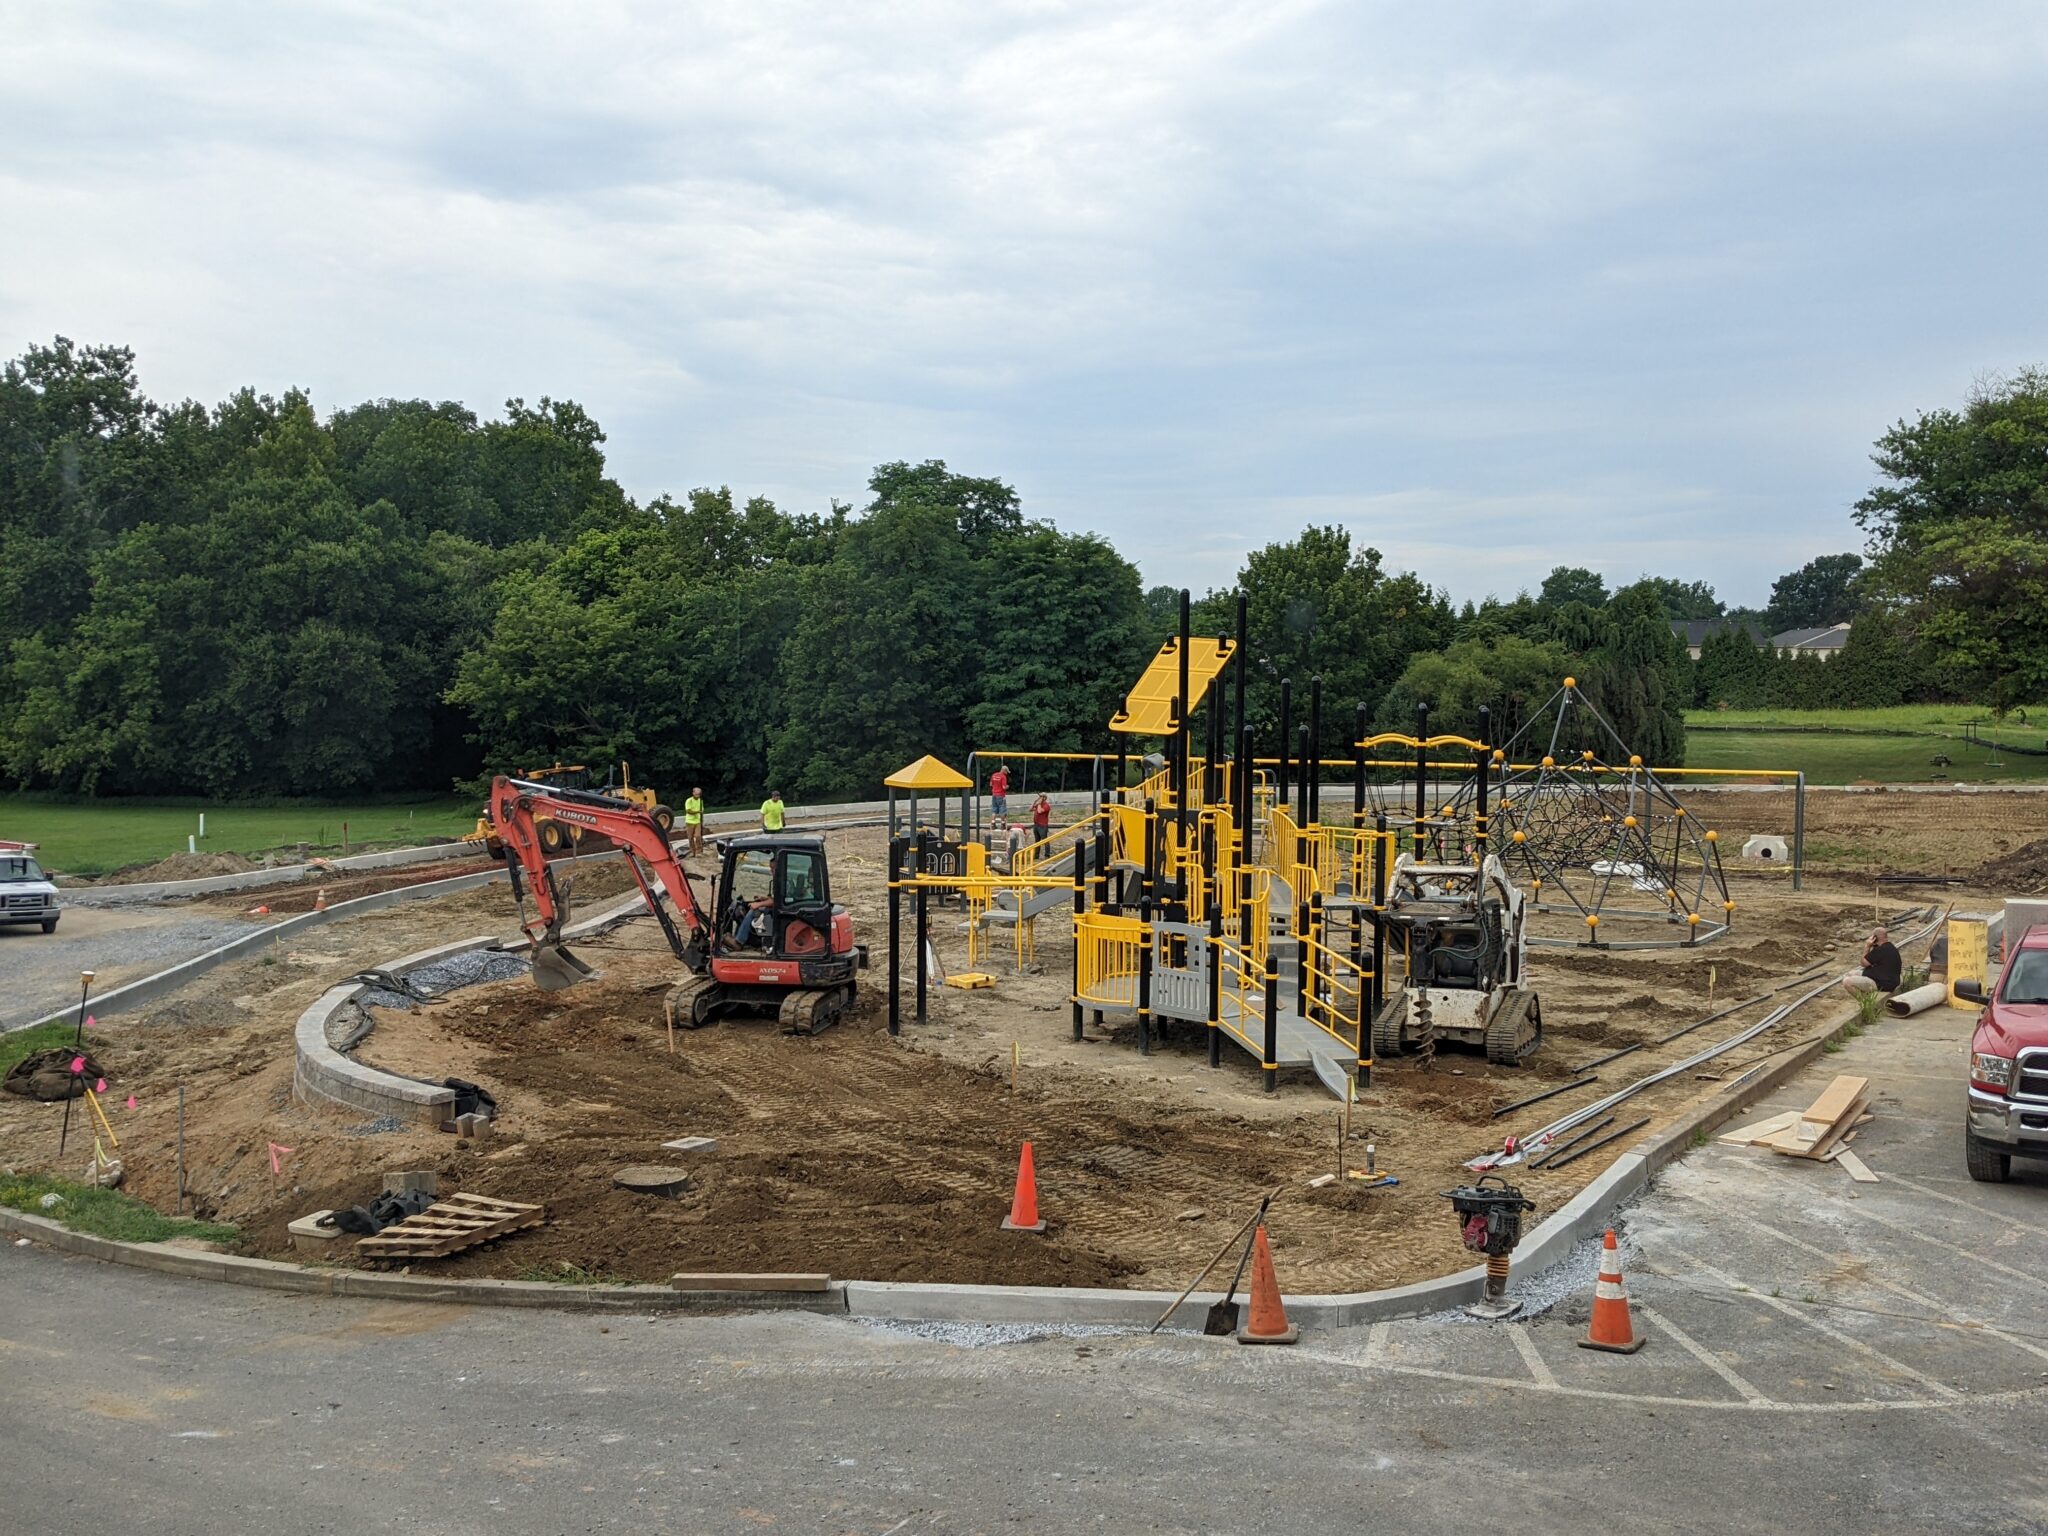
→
(108, 850, 264, 884)
(1968, 837, 2048, 894)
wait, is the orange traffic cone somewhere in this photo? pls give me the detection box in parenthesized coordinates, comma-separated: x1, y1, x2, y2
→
(246, 904, 270, 916)
(1579, 1228, 1644, 1353)
(1235, 1224, 1298, 1345)
(313, 887, 328, 913)
(1001, 1140, 1046, 1233)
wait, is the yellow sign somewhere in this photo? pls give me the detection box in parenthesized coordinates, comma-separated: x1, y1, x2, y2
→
(1947, 917, 1990, 1010)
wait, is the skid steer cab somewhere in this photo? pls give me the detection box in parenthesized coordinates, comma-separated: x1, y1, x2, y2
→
(1371, 853, 1542, 1066)
(487, 776, 865, 1035)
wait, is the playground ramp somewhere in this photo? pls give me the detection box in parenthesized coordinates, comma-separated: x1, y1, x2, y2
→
(983, 840, 1081, 925)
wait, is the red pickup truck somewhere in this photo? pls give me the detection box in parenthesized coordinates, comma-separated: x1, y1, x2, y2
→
(1959, 922, 2048, 1183)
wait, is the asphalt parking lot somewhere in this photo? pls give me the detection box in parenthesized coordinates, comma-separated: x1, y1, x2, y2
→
(1, 996, 2043, 1534)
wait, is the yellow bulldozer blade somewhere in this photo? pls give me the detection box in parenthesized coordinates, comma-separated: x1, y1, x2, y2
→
(530, 941, 597, 992)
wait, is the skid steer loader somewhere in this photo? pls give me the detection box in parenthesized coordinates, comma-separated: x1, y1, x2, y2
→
(1371, 853, 1542, 1066)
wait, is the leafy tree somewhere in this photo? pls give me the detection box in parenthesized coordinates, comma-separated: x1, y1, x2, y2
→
(1537, 565, 1608, 609)
(1614, 575, 1723, 622)
(1765, 553, 1865, 632)
(1694, 626, 1774, 709)
(1855, 370, 2048, 701)
(1377, 634, 1570, 742)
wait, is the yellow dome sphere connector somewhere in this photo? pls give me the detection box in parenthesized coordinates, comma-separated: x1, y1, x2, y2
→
(1629, 754, 1643, 767)
(1673, 807, 1686, 819)
(1688, 912, 1702, 926)
(1585, 913, 1600, 928)
(1623, 815, 1637, 829)
(1563, 676, 1577, 689)
(1542, 756, 1555, 768)
(1512, 829, 1527, 844)
(1723, 899, 1737, 913)
(1492, 749, 1505, 763)
(1703, 829, 1717, 842)
(1581, 750, 1595, 762)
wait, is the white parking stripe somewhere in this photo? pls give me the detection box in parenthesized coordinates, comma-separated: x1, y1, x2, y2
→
(1664, 1244, 1964, 1401)
(1730, 1214, 2048, 1367)
(1875, 1171, 2048, 1241)
(1637, 1306, 1770, 1405)
(1508, 1324, 1559, 1389)
(1840, 1201, 2048, 1292)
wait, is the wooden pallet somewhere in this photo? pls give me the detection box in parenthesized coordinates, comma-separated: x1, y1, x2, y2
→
(354, 1193, 545, 1263)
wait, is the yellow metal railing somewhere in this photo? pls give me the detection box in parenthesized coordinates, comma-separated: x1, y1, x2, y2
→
(1211, 933, 1267, 1057)
(1293, 926, 1366, 1058)
(1073, 911, 1146, 1008)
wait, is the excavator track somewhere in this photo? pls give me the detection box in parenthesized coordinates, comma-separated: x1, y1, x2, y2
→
(666, 975, 719, 1030)
(1484, 988, 1543, 1065)
(1371, 993, 1409, 1060)
(777, 987, 846, 1036)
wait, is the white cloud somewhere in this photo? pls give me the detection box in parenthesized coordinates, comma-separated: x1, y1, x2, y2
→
(1, 0, 2045, 603)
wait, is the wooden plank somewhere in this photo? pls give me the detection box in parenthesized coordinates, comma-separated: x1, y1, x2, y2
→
(1801, 1075, 1870, 1129)
(1838, 1150, 1880, 1184)
(1720, 1110, 1799, 1145)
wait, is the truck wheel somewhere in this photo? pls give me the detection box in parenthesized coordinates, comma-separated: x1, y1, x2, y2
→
(41, 917, 58, 934)
(1965, 1129, 2010, 1184)
(537, 820, 570, 856)
(652, 805, 676, 835)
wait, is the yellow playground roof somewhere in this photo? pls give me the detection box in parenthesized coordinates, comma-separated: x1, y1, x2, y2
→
(1109, 637, 1238, 735)
(884, 754, 973, 791)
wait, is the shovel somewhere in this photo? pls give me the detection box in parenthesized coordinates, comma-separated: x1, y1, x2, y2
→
(1203, 1193, 1273, 1336)
(1150, 1188, 1278, 1335)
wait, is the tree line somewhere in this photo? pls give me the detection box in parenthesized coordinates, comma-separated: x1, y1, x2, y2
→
(3, 339, 2039, 804)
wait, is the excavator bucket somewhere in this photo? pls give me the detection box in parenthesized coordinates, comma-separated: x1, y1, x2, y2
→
(530, 940, 597, 992)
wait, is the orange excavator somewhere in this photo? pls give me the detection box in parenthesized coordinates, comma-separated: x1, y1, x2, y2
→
(486, 775, 866, 1033)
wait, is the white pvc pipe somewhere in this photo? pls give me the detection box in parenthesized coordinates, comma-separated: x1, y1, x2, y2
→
(1886, 982, 1948, 1018)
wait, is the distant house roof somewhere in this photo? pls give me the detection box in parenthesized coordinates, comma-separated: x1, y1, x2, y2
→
(1670, 617, 1768, 648)
(1772, 623, 1852, 652)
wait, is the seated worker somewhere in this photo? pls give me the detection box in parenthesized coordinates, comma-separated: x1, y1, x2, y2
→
(732, 897, 776, 951)
(1839, 926, 1902, 996)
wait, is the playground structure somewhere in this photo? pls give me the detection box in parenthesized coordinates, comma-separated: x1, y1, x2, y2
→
(882, 594, 1799, 1099)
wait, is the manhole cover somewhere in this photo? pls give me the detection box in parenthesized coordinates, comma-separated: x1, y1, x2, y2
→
(613, 1165, 691, 1198)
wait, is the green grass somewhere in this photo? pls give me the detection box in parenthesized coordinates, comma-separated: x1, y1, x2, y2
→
(0, 794, 477, 876)
(0, 1171, 238, 1245)
(516, 1260, 626, 1286)
(0, 1021, 84, 1081)
(1686, 703, 2048, 732)
(1680, 728, 2048, 786)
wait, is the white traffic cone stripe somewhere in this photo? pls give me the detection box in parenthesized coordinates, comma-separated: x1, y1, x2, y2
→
(1595, 1279, 1628, 1300)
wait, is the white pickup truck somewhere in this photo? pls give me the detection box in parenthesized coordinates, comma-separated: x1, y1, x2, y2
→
(0, 841, 59, 933)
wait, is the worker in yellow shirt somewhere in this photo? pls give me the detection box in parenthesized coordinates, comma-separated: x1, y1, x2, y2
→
(684, 786, 706, 856)
(760, 791, 786, 832)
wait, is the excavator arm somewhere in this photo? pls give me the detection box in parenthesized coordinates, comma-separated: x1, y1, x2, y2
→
(488, 774, 710, 990)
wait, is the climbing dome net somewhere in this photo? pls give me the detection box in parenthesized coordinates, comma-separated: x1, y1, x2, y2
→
(1449, 680, 1733, 948)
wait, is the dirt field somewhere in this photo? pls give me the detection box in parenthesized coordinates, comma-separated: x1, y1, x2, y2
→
(0, 811, 1986, 1296)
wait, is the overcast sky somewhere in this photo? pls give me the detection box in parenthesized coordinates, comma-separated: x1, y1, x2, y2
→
(4, 3, 2045, 608)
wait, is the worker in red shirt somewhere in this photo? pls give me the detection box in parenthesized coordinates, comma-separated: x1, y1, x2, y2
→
(988, 763, 1011, 819)
(1031, 792, 1052, 845)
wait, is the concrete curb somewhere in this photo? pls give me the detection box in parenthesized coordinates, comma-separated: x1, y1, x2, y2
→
(11, 867, 513, 1034)
(290, 890, 655, 1125)
(66, 839, 480, 906)
(0, 1210, 848, 1314)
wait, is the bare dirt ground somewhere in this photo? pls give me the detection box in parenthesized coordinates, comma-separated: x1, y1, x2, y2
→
(1685, 784, 2048, 883)
(0, 818, 1982, 1296)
